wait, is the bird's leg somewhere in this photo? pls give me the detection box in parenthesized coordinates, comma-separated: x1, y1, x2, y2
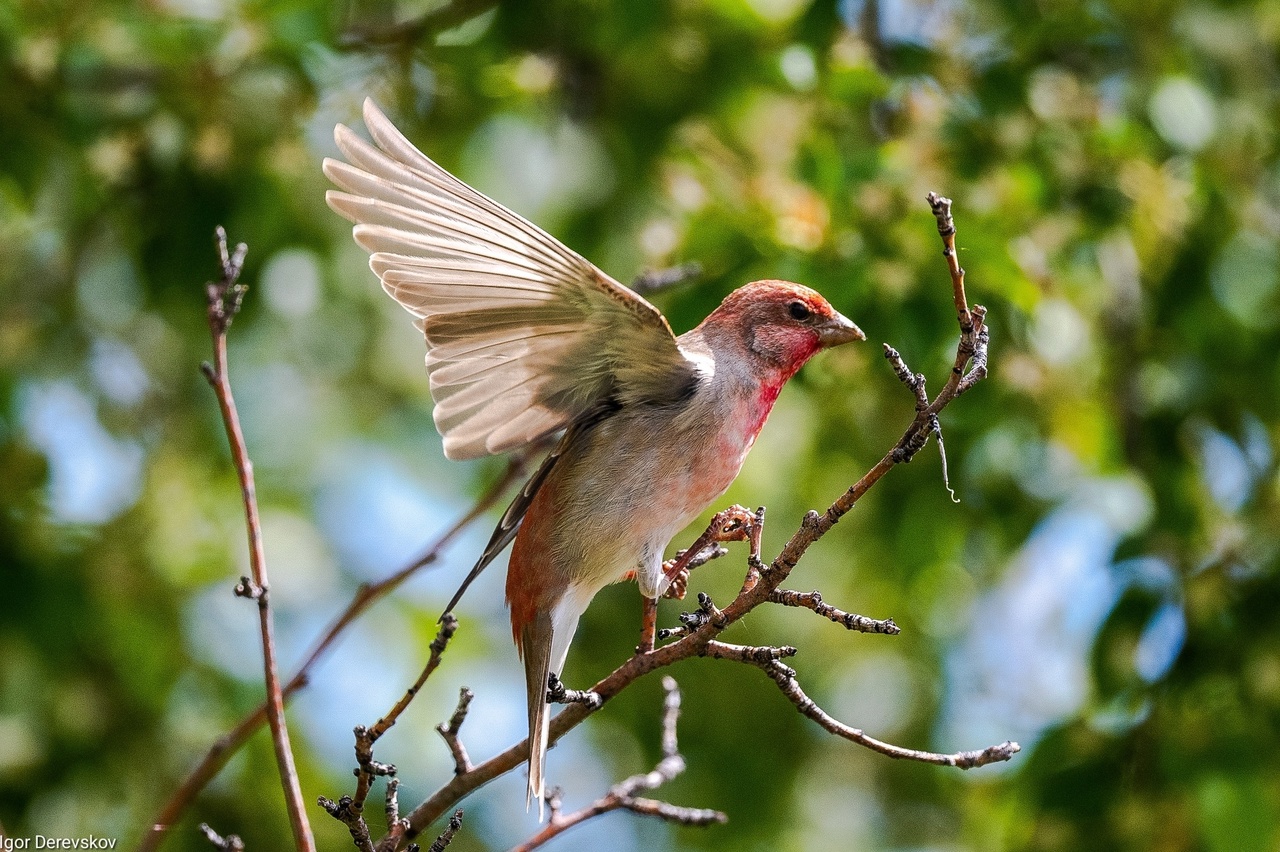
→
(637, 596, 659, 654)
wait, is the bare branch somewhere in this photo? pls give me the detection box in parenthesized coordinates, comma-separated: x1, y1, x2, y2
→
(703, 640, 798, 664)
(368, 615, 460, 745)
(749, 658, 1021, 769)
(768, 589, 900, 635)
(435, 688, 475, 775)
(373, 778, 419, 852)
(547, 673, 602, 710)
(200, 228, 314, 852)
(927, 190, 988, 395)
(883, 343, 928, 410)
(670, 542, 729, 575)
(322, 616, 462, 845)
(510, 678, 724, 852)
(383, 195, 1011, 846)
(427, 810, 464, 852)
(385, 777, 402, 829)
(198, 824, 244, 852)
(317, 795, 375, 852)
(657, 591, 733, 641)
(630, 261, 703, 295)
(772, 193, 989, 573)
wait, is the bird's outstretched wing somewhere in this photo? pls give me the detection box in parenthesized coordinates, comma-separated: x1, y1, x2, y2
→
(325, 99, 698, 460)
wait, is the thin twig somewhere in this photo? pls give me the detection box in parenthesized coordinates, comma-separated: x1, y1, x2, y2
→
(435, 688, 475, 775)
(547, 673, 602, 709)
(368, 615, 461, 744)
(774, 193, 989, 567)
(201, 228, 315, 852)
(198, 824, 244, 852)
(316, 795, 375, 852)
(140, 458, 523, 850)
(510, 678, 724, 852)
(630, 261, 703, 295)
(426, 810, 464, 852)
(703, 640, 798, 663)
(768, 589, 900, 634)
(749, 658, 1020, 768)
(377, 778, 414, 852)
(927, 192, 969, 328)
(658, 591, 733, 641)
(322, 616, 461, 845)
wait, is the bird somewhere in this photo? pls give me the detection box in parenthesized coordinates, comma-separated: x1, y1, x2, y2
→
(323, 99, 864, 815)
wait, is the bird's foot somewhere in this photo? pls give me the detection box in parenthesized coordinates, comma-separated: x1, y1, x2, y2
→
(660, 504, 762, 586)
(663, 567, 689, 600)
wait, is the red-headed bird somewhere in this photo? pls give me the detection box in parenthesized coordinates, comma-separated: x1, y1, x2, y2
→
(324, 99, 863, 814)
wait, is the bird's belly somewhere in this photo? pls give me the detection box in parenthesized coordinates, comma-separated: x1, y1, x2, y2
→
(552, 398, 761, 598)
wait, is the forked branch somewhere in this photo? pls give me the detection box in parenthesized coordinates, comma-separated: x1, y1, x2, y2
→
(319, 616, 462, 849)
(511, 677, 724, 852)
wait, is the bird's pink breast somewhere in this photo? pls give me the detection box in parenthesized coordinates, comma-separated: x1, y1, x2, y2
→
(682, 376, 786, 513)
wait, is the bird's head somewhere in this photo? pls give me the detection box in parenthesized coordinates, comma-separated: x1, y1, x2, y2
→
(698, 279, 864, 378)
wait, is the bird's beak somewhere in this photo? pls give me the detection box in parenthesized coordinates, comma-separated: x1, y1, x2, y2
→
(817, 311, 865, 347)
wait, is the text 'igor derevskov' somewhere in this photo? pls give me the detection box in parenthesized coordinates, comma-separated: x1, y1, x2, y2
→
(0, 837, 118, 850)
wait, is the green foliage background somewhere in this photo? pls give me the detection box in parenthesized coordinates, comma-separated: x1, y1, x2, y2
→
(2, 0, 1278, 849)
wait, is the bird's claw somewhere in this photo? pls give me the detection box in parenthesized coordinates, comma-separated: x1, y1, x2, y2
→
(661, 505, 764, 585)
(663, 569, 689, 600)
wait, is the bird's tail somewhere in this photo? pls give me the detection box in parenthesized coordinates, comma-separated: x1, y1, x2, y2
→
(520, 611, 555, 820)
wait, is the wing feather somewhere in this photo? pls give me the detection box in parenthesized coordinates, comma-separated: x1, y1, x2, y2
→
(331, 127, 583, 279)
(324, 98, 698, 460)
(426, 326, 581, 363)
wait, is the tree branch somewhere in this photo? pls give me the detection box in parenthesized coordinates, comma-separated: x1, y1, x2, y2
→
(768, 589, 900, 634)
(198, 824, 244, 852)
(161, 201, 1001, 850)
(426, 810, 464, 852)
(510, 677, 724, 852)
(742, 658, 1019, 768)
(320, 616, 461, 848)
(435, 688, 475, 776)
(200, 228, 315, 852)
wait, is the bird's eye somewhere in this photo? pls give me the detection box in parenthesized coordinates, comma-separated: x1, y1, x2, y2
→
(788, 300, 812, 321)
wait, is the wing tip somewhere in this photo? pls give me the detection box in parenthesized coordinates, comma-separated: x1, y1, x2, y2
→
(441, 432, 486, 461)
(362, 96, 385, 129)
(332, 121, 366, 160)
